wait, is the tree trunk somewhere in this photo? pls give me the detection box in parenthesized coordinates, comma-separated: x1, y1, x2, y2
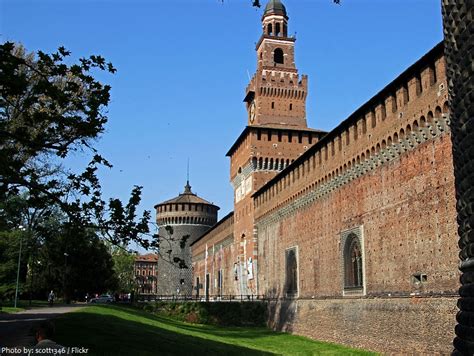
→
(441, 1, 474, 354)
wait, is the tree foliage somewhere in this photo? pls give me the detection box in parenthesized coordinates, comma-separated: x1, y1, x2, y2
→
(0, 194, 119, 301)
(110, 245, 137, 293)
(0, 42, 150, 247)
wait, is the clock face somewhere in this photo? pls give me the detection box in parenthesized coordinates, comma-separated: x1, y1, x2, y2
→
(249, 101, 256, 123)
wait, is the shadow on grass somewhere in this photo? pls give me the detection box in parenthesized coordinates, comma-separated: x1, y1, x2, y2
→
(0, 307, 82, 347)
(54, 307, 274, 356)
(106, 304, 277, 339)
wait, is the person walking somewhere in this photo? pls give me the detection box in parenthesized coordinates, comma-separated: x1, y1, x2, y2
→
(47, 290, 55, 307)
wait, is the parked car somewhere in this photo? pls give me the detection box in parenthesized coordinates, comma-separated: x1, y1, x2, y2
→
(88, 294, 114, 303)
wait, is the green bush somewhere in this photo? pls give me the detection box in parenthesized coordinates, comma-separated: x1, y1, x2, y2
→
(138, 301, 267, 326)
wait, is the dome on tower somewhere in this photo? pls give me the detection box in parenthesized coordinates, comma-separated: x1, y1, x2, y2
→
(154, 181, 219, 227)
(159, 181, 214, 205)
(264, 0, 287, 17)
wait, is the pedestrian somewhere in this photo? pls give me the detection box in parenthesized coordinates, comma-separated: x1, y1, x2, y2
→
(48, 290, 55, 307)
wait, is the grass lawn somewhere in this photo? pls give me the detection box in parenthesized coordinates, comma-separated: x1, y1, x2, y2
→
(0, 300, 49, 313)
(0, 306, 25, 313)
(54, 305, 377, 356)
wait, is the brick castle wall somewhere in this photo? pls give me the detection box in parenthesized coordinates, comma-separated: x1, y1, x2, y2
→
(257, 132, 458, 297)
(269, 297, 457, 354)
(192, 213, 236, 297)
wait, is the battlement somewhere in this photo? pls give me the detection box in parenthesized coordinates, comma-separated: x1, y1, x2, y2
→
(261, 70, 306, 87)
(254, 42, 448, 218)
(245, 72, 307, 102)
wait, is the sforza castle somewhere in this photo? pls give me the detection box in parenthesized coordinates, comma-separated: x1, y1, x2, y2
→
(154, 0, 458, 353)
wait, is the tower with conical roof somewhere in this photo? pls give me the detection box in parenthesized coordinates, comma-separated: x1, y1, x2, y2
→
(154, 181, 219, 296)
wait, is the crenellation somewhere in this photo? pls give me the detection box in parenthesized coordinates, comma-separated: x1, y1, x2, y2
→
(408, 76, 420, 101)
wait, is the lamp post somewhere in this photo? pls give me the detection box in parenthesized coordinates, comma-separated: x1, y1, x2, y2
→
(14, 225, 26, 309)
(63, 252, 69, 303)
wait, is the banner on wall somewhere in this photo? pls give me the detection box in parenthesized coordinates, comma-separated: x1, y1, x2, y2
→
(247, 257, 254, 280)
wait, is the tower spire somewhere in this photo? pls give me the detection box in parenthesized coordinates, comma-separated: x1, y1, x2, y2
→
(184, 158, 192, 193)
(187, 158, 190, 185)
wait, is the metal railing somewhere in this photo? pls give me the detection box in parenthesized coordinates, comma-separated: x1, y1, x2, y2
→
(136, 294, 267, 302)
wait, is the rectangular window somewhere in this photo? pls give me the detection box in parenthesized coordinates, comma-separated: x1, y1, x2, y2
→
(285, 247, 298, 297)
(217, 269, 223, 296)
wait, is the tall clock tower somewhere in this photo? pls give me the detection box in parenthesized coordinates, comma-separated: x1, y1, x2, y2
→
(244, 0, 308, 128)
(227, 0, 324, 296)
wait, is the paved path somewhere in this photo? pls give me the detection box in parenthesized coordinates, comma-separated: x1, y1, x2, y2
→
(0, 305, 85, 348)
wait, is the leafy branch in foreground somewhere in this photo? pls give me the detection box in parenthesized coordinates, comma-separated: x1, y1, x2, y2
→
(0, 42, 150, 246)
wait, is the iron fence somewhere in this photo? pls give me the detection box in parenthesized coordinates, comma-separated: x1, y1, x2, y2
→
(136, 294, 268, 302)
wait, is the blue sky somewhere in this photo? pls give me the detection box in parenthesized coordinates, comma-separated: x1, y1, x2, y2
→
(1, 0, 443, 231)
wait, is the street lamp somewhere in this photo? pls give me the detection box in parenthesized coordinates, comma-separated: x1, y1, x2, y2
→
(14, 225, 26, 309)
(63, 253, 69, 303)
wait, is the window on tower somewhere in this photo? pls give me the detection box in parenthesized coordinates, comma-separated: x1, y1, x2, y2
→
(276, 23, 281, 36)
(267, 23, 273, 36)
(274, 48, 284, 64)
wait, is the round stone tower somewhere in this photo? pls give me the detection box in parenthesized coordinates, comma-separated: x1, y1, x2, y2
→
(154, 181, 219, 296)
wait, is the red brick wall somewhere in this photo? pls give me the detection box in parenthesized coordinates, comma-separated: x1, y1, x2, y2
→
(257, 132, 458, 298)
(269, 297, 457, 354)
(192, 214, 237, 297)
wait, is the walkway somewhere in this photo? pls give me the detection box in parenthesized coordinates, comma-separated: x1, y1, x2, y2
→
(0, 305, 84, 348)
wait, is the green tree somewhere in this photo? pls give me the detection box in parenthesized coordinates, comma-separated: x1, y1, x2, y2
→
(0, 42, 151, 247)
(0, 193, 45, 301)
(0, 229, 25, 300)
(34, 222, 118, 301)
(0, 191, 118, 302)
(111, 246, 137, 294)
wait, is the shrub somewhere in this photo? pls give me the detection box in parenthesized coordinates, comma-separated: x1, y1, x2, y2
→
(138, 301, 267, 326)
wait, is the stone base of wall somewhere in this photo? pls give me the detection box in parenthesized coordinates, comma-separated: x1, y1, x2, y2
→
(267, 296, 457, 354)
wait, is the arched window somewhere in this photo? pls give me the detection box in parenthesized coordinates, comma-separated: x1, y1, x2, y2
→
(427, 111, 434, 124)
(443, 101, 449, 114)
(267, 23, 273, 35)
(344, 234, 363, 289)
(274, 48, 284, 64)
(275, 23, 281, 36)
